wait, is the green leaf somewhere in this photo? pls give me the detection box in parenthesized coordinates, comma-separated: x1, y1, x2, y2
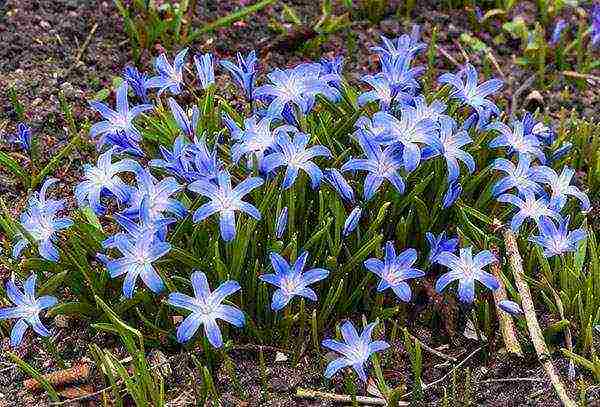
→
(0, 151, 29, 184)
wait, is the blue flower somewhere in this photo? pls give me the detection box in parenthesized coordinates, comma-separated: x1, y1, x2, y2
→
(322, 320, 389, 381)
(379, 53, 424, 96)
(412, 95, 447, 123)
(591, 3, 600, 47)
(488, 120, 545, 163)
(358, 74, 407, 110)
(0, 274, 57, 347)
(103, 196, 175, 249)
(530, 216, 586, 257)
(497, 191, 561, 232)
(194, 53, 215, 90)
(185, 136, 222, 182)
(364, 242, 424, 302)
(147, 48, 188, 95)
(550, 19, 568, 45)
(426, 116, 475, 183)
(426, 231, 459, 264)
(125, 169, 186, 221)
(188, 171, 263, 242)
(122, 65, 151, 103)
(371, 108, 439, 172)
(13, 179, 73, 262)
(323, 168, 355, 203)
(343, 206, 362, 237)
(262, 130, 331, 189)
(275, 207, 288, 239)
(319, 56, 344, 89)
(75, 148, 140, 214)
(260, 251, 329, 311)
(341, 132, 404, 200)
(438, 64, 503, 127)
(491, 156, 544, 197)
(531, 166, 590, 211)
(149, 135, 190, 179)
(549, 142, 572, 163)
(254, 63, 339, 118)
(168, 271, 244, 347)
(220, 50, 258, 99)
(498, 300, 523, 316)
(370, 26, 426, 62)
(88, 82, 153, 154)
(229, 116, 283, 170)
(12, 123, 32, 151)
(105, 230, 170, 298)
(443, 181, 462, 209)
(435, 247, 499, 303)
(168, 97, 199, 138)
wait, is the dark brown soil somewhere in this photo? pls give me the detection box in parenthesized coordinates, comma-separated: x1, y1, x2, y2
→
(0, 0, 598, 405)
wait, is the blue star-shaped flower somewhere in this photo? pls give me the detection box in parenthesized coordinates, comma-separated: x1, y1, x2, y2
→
(13, 178, 73, 262)
(530, 216, 586, 258)
(426, 231, 459, 264)
(262, 130, 331, 190)
(88, 82, 153, 154)
(435, 247, 499, 303)
(122, 65, 152, 104)
(184, 136, 222, 183)
(124, 169, 186, 221)
(194, 52, 215, 90)
(487, 120, 545, 163)
(188, 171, 263, 242)
(341, 131, 405, 200)
(105, 230, 170, 298)
(147, 48, 188, 95)
(149, 135, 190, 179)
(491, 155, 545, 197)
(531, 166, 590, 211)
(229, 116, 283, 171)
(220, 50, 258, 99)
(497, 191, 561, 232)
(322, 320, 389, 382)
(75, 147, 140, 214)
(168, 271, 244, 347)
(259, 251, 329, 311)
(0, 274, 57, 347)
(364, 241, 425, 302)
(254, 63, 339, 118)
(438, 64, 503, 127)
(370, 26, 426, 62)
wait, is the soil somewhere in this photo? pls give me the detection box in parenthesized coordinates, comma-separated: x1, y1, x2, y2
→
(0, 0, 599, 405)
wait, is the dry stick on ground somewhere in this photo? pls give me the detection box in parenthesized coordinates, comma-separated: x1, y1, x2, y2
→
(561, 70, 600, 84)
(509, 74, 536, 121)
(502, 226, 577, 407)
(295, 388, 395, 406)
(435, 45, 461, 68)
(490, 245, 523, 357)
(24, 363, 91, 392)
(63, 22, 98, 78)
(407, 332, 457, 363)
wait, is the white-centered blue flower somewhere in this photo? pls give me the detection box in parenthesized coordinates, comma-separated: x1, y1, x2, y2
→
(168, 271, 244, 347)
(147, 48, 188, 95)
(125, 169, 186, 221)
(105, 230, 170, 298)
(529, 216, 586, 258)
(435, 247, 499, 303)
(89, 82, 153, 154)
(259, 251, 329, 311)
(0, 274, 57, 347)
(488, 120, 545, 163)
(531, 166, 590, 211)
(497, 191, 561, 232)
(364, 242, 425, 302)
(75, 148, 140, 214)
(491, 155, 545, 197)
(322, 320, 389, 382)
(13, 178, 73, 262)
(262, 130, 331, 190)
(341, 131, 405, 200)
(426, 116, 475, 183)
(188, 170, 263, 242)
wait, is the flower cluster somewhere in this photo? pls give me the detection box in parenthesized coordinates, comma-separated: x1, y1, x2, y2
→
(3, 27, 591, 386)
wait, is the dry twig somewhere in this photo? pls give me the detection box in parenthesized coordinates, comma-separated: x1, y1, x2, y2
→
(502, 227, 576, 407)
(24, 363, 91, 392)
